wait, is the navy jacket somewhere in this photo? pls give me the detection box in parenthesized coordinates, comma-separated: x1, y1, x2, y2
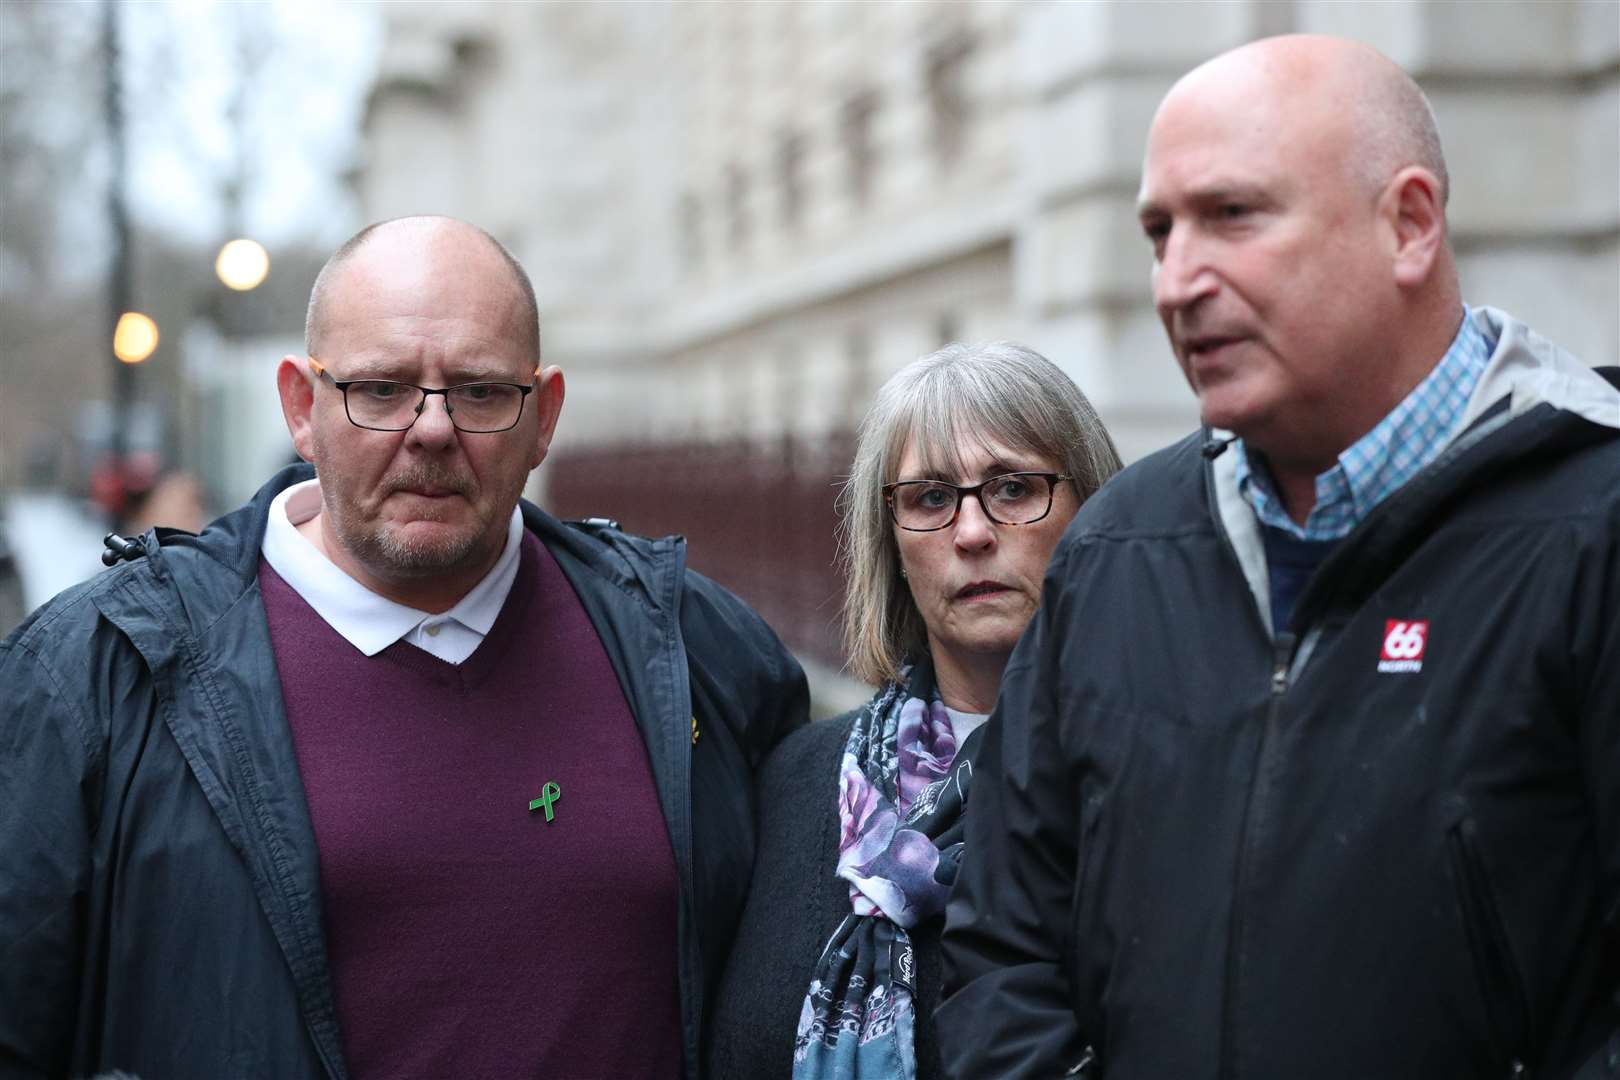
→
(0, 463, 808, 1079)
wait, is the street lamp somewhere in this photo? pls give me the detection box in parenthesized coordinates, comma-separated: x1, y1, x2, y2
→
(112, 311, 159, 364)
(215, 238, 269, 291)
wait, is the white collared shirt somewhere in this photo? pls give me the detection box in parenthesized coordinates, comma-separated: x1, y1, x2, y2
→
(260, 479, 523, 665)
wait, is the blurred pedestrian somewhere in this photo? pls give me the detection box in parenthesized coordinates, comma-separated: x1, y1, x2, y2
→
(120, 467, 207, 535)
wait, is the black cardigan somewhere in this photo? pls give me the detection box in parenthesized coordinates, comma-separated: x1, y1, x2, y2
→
(706, 710, 948, 1080)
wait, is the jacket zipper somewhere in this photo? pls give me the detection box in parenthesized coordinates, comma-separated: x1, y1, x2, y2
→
(1219, 631, 1296, 1080)
(1065, 1043, 1099, 1076)
(1446, 821, 1534, 1078)
(1066, 791, 1107, 1063)
(657, 545, 702, 1080)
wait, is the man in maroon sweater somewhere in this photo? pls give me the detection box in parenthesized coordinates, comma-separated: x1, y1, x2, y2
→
(0, 217, 808, 1079)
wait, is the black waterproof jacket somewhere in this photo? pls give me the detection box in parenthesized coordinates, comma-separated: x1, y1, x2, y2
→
(0, 463, 809, 1080)
(938, 310, 1620, 1079)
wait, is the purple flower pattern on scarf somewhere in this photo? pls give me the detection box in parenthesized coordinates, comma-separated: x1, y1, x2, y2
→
(837, 762, 886, 858)
(835, 696, 958, 924)
(796, 663, 983, 1080)
(896, 696, 956, 810)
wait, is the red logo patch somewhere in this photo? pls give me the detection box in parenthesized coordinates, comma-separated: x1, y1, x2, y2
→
(1378, 620, 1428, 673)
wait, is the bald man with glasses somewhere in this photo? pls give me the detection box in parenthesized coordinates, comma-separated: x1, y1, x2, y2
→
(0, 215, 808, 1080)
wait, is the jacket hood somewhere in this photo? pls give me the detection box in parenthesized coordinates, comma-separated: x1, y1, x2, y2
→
(518, 501, 686, 625)
(1463, 306, 1620, 432)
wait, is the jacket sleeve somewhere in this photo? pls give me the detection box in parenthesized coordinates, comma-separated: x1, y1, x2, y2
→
(0, 633, 97, 1076)
(678, 570, 809, 768)
(937, 538, 1091, 1077)
(1573, 515, 1620, 1080)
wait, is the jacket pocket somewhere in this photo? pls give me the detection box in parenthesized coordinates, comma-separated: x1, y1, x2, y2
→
(1446, 818, 1533, 1078)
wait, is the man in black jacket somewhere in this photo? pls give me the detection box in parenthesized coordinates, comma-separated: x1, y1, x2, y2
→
(939, 34, 1620, 1080)
(0, 216, 808, 1079)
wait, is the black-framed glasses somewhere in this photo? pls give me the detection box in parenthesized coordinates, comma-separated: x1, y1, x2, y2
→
(883, 472, 1073, 532)
(310, 357, 541, 433)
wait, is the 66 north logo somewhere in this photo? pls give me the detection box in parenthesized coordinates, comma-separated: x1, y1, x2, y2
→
(1378, 620, 1428, 674)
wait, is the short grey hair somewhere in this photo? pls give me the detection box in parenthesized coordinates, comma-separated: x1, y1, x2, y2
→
(839, 341, 1122, 686)
(1352, 70, 1450, 208)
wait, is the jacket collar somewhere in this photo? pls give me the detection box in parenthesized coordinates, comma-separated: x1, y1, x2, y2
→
(139, 462, 684, 641)
(1207, 309, 1620, 639)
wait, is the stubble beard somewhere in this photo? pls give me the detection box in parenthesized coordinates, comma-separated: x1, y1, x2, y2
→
(322, 460, 512, 582)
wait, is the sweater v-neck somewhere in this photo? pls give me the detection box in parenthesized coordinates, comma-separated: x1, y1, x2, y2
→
(371, 533, 540, 690)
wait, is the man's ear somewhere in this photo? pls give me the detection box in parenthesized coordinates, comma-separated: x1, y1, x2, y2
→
(276, 356, 318, 463)
(528, 365, 566, 469)
(1382, 165, 1446, 289)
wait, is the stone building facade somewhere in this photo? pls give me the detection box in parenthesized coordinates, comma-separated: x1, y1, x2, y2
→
(358, 0, 1619, 672)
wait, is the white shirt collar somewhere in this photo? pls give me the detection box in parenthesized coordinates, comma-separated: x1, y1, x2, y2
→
(260, 479, 523, 664)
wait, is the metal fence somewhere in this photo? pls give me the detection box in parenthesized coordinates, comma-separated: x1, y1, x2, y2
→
(547, 431, 858, 670)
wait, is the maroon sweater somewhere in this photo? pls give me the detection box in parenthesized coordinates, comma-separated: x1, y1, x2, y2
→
(260, 533, 681, 1079)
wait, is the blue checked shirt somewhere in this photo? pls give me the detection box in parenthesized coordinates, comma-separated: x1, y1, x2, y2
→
(1234, 308, 1493, 540)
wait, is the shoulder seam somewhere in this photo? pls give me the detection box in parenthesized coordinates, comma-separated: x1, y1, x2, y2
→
(3, 630, 106, 767)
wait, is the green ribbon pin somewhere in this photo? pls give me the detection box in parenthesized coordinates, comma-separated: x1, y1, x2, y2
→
(528, 780, 561, 822)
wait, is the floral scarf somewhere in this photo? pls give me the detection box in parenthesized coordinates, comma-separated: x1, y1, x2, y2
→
(793, 659, 982, 1080)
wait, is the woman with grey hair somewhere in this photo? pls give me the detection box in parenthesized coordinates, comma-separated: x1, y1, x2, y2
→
(707, 342, 1121, 1079)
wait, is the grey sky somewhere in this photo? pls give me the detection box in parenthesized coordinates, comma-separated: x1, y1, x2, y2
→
(122, 0, 382, 250)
